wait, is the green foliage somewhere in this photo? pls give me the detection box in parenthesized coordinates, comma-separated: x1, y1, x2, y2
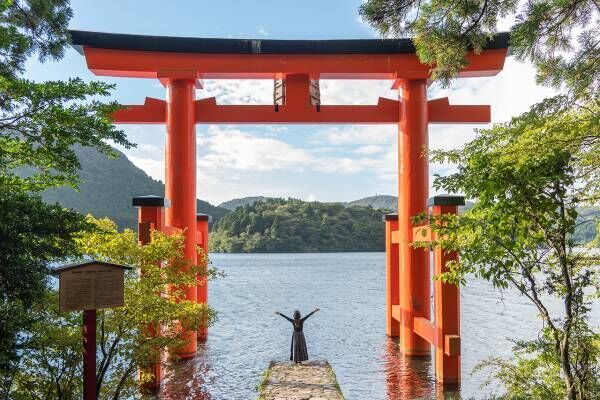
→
(0, 189, 89, 376)
(5, 216, 219, 399)
(477, 328, 600, 399)
(1, 77, 130, 191)
(413, 97, 599, 399)
(219, 196, 271, 210)
(0, 0, 72, 78)
(359, 0, 599, 96)
(210, 198, 386, 252)
(0, 0, 133, 387)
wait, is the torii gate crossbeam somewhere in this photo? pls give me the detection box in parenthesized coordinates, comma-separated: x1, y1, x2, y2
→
(70, 30, 509, 389)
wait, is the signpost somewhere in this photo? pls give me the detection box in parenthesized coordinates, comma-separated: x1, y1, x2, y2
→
(54, 261, 131, 400)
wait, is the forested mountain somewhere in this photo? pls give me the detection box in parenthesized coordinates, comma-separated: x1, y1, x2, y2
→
(41, 146, 229, 229)
(38, 148, 597, 246)
(347, 195, 397, 210)
(218, 196, 271, 210)
(210, 198, 386, 252)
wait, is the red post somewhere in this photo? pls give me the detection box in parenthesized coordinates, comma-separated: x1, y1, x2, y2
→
(385, 214, 400, 337)
(133, 196, 167, 390)
(83, 309, 96, 400)
(196, 213, 210, 341)
(431, 196, 463, 384)
(165, 78, 198, 358)
(397, 79, 431, 356)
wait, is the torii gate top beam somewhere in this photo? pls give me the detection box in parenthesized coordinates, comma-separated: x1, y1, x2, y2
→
(70, 30, 509, 125)
(70, 30, 509, 80)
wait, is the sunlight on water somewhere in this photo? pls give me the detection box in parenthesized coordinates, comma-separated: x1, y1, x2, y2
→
(154, 253, 599, 400)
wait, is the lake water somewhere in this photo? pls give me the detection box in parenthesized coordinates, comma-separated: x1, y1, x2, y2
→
(156, 253, 599, 400)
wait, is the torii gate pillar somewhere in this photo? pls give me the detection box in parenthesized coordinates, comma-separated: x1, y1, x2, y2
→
(398, 79, 430, 356)
(165, 78, 198, 358)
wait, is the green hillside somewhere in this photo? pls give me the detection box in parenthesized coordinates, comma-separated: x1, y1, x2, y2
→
(37, 147, 597, 247)
(218, 196, 271, 210)
(41, 146, 229, 229)
(210, 198, 386, 252)
(347, 195, 397, 210)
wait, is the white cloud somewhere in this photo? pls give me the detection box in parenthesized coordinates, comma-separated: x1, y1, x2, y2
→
(127, 155, 164, 181)
(198, 125, 312, 172)
(319, 125, 396, 145)
(257, 26, 269, 37)
(199, 80, 273, 105)
(320, 80, 396, 104)
(354, 145, 385, 155)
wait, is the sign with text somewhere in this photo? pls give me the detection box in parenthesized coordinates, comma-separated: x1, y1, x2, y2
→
(56, 261, 130, 312)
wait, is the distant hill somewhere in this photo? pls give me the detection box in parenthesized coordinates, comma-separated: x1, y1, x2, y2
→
(38, 147, 597, 247)
(218, 196, 271, 210)
(210, 198, 385, 253)
(218, 195, 397, 211)
(348, 195, 396, 210)
(41, 146, 229, 229)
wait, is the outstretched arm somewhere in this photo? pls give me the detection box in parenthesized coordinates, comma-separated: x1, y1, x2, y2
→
(301, 308, 320, 322)
(274, 311, 294, 323)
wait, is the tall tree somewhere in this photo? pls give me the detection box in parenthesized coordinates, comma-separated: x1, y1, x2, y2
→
(414, 97, 599, 399)
(0, 0, 132, 378)
(359, 0, 599, 96)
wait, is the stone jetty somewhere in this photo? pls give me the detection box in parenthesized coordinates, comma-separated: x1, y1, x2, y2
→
(257, 360, 344, 400)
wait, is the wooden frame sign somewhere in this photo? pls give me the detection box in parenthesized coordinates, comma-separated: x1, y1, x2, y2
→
(55, 261, 132, 312)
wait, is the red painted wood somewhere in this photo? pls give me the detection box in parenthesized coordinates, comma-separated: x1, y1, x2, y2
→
(137, 206, 165, 391)
(196, 216, 209, 341)
(433, 204, 461, 384)
(385, 218, 400, 337)
(397, 79, 431, 356)
(165, 79, 198, 358)
(82, 47, 507, 80)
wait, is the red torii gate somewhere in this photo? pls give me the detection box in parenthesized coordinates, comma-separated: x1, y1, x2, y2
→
(71, 30, 508, 388)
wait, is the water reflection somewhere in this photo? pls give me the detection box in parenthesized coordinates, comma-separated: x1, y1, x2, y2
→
(138, 253, 598, 399)
(159, 343, 215, 400)
(384, 338, 461, 400)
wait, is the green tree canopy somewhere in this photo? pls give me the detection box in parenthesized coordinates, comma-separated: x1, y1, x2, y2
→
(414, 97, 599, 399)
(210, 198, 386, 253)
(0, 0, 132, 377)
(6, 216, 218, 399)
(359, 0, 599, 96)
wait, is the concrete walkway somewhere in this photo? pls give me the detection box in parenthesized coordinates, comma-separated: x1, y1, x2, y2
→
(257, 360, 344, 400)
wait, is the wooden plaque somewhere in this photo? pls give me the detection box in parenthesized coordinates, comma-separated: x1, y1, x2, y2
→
(58, 263, 126, 312)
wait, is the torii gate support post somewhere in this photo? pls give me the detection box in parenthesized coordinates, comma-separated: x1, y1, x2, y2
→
(397, 79, 431, 356)
(165, 78, 198, 358)
(385, 214, 400, 337)
(196, 213, 210, 341)
(133, 195, 168, 391)
(431, 196, 462, 384)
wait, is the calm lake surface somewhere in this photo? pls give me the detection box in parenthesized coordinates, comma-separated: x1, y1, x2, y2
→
(157, 252, 599, 400)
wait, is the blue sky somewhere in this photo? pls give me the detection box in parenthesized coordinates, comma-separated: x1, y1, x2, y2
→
(25, 0, 557, 205)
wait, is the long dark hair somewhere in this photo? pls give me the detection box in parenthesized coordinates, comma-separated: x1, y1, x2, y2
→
(293, 310, 301, 320)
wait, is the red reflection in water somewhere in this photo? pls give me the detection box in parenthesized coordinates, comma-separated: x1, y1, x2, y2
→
(158, 343, 213, 400)
(384, 338, 460, 399)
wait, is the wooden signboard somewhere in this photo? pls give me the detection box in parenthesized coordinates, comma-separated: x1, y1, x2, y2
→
(55, 261, 131, 312)
(54, 260, 131, 400)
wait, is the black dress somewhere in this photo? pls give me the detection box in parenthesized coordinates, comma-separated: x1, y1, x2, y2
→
(278, 311, 318, 363)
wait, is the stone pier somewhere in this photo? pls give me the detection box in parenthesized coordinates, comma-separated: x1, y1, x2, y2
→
(257, 360, 344, 400)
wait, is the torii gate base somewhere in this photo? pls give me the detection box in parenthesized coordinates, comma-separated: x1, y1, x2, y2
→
(133, 195, 211, 391)
(386, 195, 464, 384)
